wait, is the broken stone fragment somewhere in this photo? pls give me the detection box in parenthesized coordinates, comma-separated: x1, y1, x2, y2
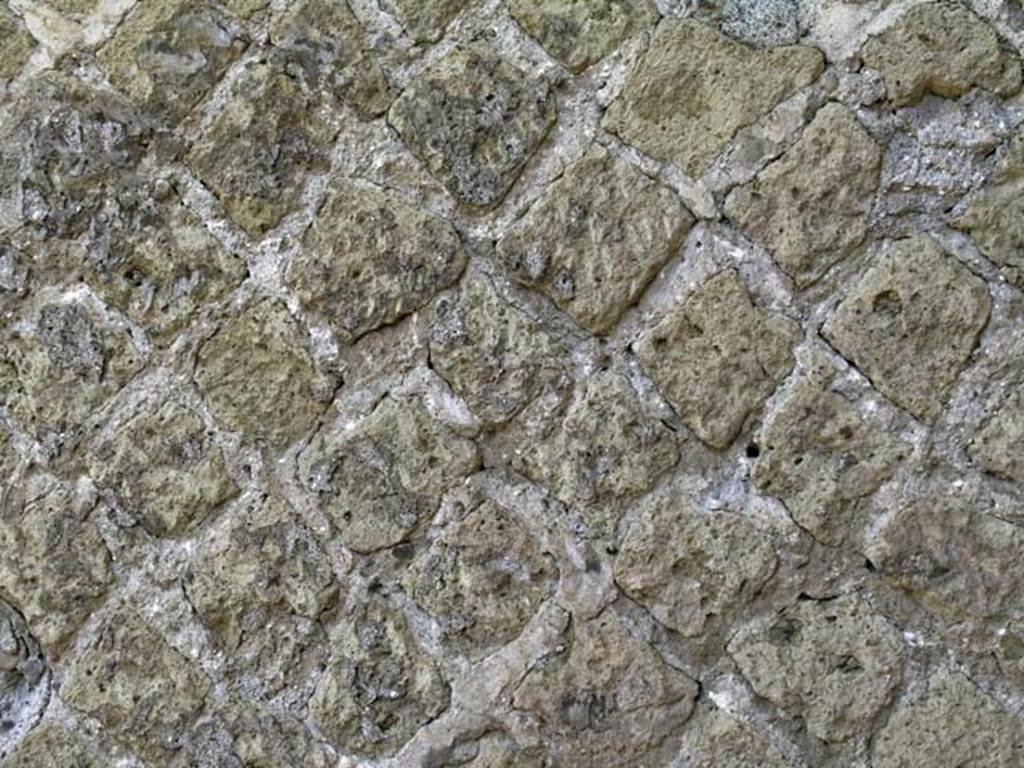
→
(969, 387, 1024, 484)
(860, 1, 1022, 108)
(0, 599, 48, 754)
(0, 724, 99, 768)
(297, 395, 480, 553)
(388, 0, 470, 43)
(194, 298, 327, 448)
(822, 235, 991, 424)
(602, 18, 824, 177)
(286, 182, 467, 344)
(635, 269, 798, 448)
(422, 731, 550, 767)
(309, 597, 450, 757)
(724, 103, 881, 288)
(404, 498, 557, 658)
(614, 497, 777, 637)
(508, 0, 656, 73)
(871, 672, 1024, 767)
(388, 46, 557, 208)
(728, 594, 904, 742)
(721, 0, 800, 48)
(97, 0, 248, 126)
(0, 475, 113, 657)
(680, 706, 789, 768)
(497, 144, 693, 334)
(512, 608, 699, 767)
(0, 7, 35, 80)
(88, 397, 239, 537)
(62, 608, 211, 762)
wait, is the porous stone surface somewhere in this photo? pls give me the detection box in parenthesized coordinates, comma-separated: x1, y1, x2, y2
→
(4, 2, 1024, 766)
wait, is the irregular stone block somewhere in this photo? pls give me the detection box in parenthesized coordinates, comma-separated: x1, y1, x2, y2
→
(0, 7, 35, 80)
(872, 672, 1024, 767)
(388, 0, 469, 43)
(721, 0, 799, 48)
(614, 497, 777, 636)
(404, 498, 557, 657)
(680, 707, 789, 768)
(861, 2, 1022, 107)
(388, 47, 557, 207)
(286, 182, 466, 344)
(97, 0, 247, 125)
(822, 236, 991, 423)
(724, 104, 882, 288)
(497, 145, 692, 334)
(728, 595, 903, 742)
(298, 396, 480, 553)
(508, 0, 655, 73)
(0, 476, 112, 656)
(0, 724, 99, 768)
(309, 597, 449, 757)
(88, 398, 239, 537)
(423, 732, 549, 767)
(0, 600, 48, 755)
(635, 269, 798, 448)
(512, 608, 699, 767)
(970, 387, 1024, 483)
(195, 299, 325, 448)
(62, 609, 210, 762)
(602, 19, 823, 177)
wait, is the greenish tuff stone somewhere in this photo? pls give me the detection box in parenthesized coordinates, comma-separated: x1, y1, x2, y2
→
(872, 672, 1024, 767)
(309, 597, 449, 757)
(388, 46, 557, 208)
(728, 594, 903, 743)
(405, 498, 557, 657)
(287, 182, 467, 343)
(388, 0, 469, 43)
(0, 725, 99, 768)
(298, 396, 480, 553)
(724, 103, 882, 288)
(614, 498, 777, 637)
(635, 269, 798, 448)
(496, 145, 692, 334)
(861, 1, 1022, 107)
(0, 7, 35, 79)
(98, 0, 247, 125)
(602, 18, 824, 177)
(423, 733, 549, 767)
(680, 708, 789, 768)
(43, 0, 97, 15)
(970, 387, 1024, 483)
(0, 475, 113, 657)
(512, 608, 699, 768)
(195, 299, 326, 448)
(822, 236, 991, 424)
(508, 0, 656, 73)
(88, 398, 239, 537)
(62, 609, 210, 762)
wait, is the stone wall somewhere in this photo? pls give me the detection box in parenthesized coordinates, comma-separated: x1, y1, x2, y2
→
(1, 0, 1023, 766)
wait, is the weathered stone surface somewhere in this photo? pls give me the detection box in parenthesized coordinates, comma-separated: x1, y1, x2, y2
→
(680, 707, 788, 768)
(185, 59, 335, 236)
(310, 597, 449, 757)
(298, 396, 480, 553)
(98, 0, 247, 125)
(389, 0, 469, 43)
(602, 19, 823, 177)
(404, 498, 556, 657)
(970, 387, 1024, 483)
(0, 600, 48, 756)
(0, 475, 112, 656)
(423, 732, 549, 767)
(0, 725, 98, 768)
(195, 299, 325, 447)
(388, 47, 557, 207)
(822, 236, 991, 423)
(497, 145, 692, 334)
(88, 398, 238, 537)
(287, 183, 466, 344)
(512, 608, 699, 767)
(872, 672, 1024, 767)
(728, 595, 904, 742)
(614, 498, 776, 636)
(42, 0, 97, 15)
(0, 8, 35, 80)
(508, 0, 655, 73)
(186, 494, 337, 696)
(0, 244, 29, 316)
(635, 269, 798, 448)
(724, 104, 882, 288)
(861, 2, 1022, 108)
(721, 0, 799, 48)
(752, 372, 908, 544)
(429, 272, 566, 424)
(953, 125, 1024, 288)
(269, 0, 393, 120)
(62, 609, 210, 762)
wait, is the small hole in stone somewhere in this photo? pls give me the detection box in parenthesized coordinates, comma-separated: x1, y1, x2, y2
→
(745, 442, 760, 458)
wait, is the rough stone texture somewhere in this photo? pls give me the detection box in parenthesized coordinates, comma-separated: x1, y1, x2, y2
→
(497, 145, 693, 334)
(0, 725, 98, 768)
(388, 46, 557, 207)
(970, 387, 1024, 483)
(0, 600, 47, 756)
(635, 269, 798, 447)
(680, 707, 789, 767)
(724, 103, 882, 288)
(602, 18, 824, 177)
(388, 0, 469, 43)
(861, 1, 1022, 108)
(0, 8, 35, 80)
(823, 236, 991, 424)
